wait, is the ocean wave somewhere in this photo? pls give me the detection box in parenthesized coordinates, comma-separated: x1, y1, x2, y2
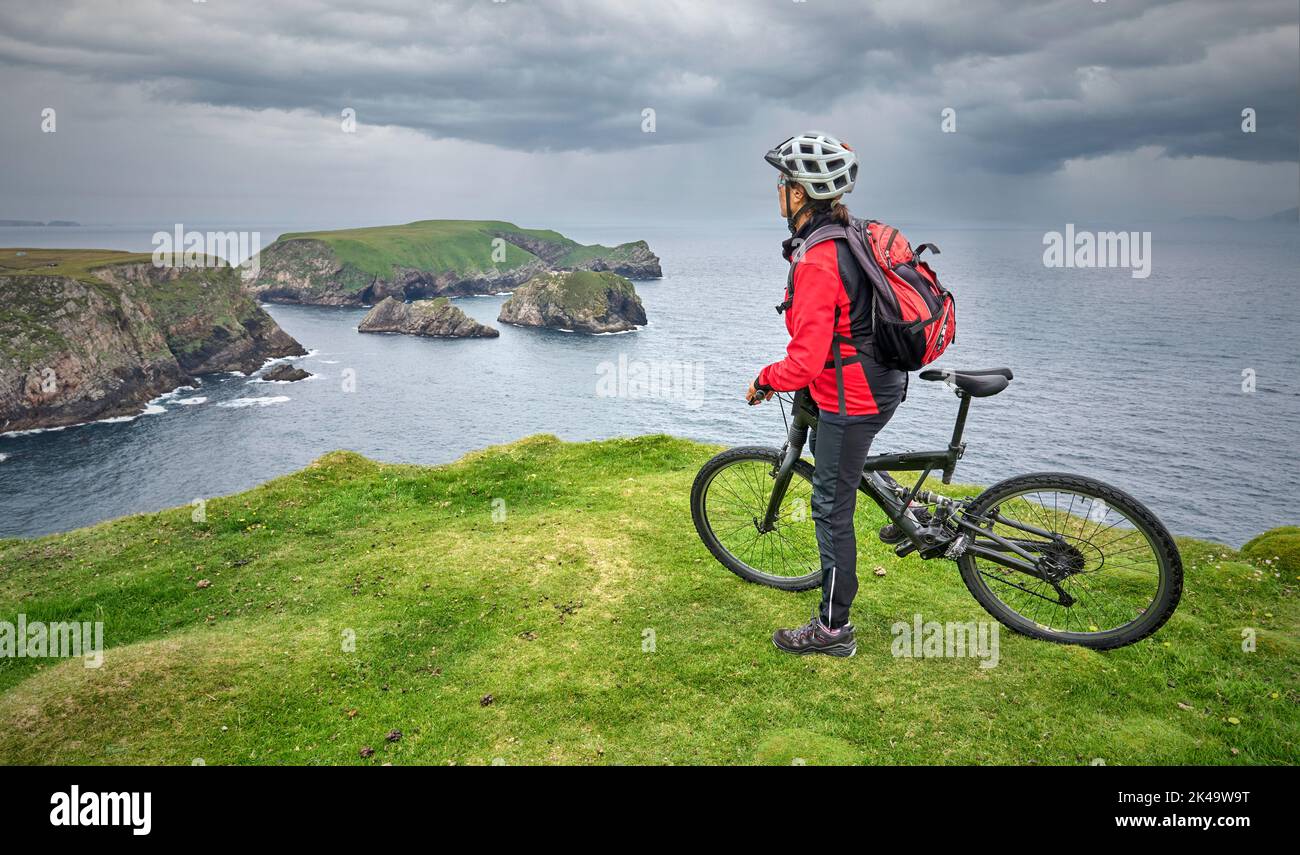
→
(150, 385, 197, 402)
(258, 349, 320, 372)
(0, 424, 69, 438)
(175, 397, 208, 406)
(217, 396, 290, 409)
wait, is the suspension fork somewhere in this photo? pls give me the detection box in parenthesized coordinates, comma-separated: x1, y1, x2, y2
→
(758, 398, 813, 532)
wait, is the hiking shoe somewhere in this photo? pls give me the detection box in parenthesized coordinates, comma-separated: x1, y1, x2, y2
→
(879, 506, 933, 544)
(772, 612, 856, 657)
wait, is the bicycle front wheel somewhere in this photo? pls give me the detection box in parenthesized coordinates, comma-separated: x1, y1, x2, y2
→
(690, 446, 822, 591)
(957, 473, 1183, 649)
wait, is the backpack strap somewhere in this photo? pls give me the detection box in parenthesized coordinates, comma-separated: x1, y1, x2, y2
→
(782, 223, 885, 415)
(823, 305, 879, 416)
(777, 226, 852, 314)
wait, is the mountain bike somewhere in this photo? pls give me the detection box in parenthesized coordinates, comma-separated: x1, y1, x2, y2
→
(690, 367, 1183, 649)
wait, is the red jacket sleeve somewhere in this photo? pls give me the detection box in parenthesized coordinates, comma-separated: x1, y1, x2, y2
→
(758, 258, 839, 392)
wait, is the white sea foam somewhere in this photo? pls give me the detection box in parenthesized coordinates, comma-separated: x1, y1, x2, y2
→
(0, 424, 68, 438)
(175, 396, 208, 406)
(248, 377, 317, 385)
(151, 385, 196, 402)
(257, 349, 319, 371)
(217, 396, 290, 409)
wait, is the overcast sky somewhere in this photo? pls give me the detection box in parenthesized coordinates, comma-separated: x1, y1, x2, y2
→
(0, 0, 1296, 229)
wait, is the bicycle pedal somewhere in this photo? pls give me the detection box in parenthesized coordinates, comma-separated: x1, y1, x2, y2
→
(944, 534, 970, 559)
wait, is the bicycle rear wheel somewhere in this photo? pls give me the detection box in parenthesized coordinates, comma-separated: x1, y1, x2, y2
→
(690, 446, 821, 590)
(957, 473, 1182, 649)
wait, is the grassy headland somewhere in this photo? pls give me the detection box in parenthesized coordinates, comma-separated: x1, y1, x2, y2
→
(271, 220, 653, 280)
(0, 436, 1294, 765)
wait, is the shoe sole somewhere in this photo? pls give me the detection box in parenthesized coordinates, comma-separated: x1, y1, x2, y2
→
(772, 637, 857, 658)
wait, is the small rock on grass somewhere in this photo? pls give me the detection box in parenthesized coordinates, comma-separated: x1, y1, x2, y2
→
(386, 730, 402, 743)
(359, 746, 375, 759)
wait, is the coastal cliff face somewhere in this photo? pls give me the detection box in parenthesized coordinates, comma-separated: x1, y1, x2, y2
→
(497, 270, 647, 334)
(247, 220, 662, 306)
(358, 296, 499, 338)
(0, 250, 305, 433)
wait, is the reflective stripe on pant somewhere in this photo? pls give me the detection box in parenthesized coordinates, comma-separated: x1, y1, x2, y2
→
(809, 406, 897, 629)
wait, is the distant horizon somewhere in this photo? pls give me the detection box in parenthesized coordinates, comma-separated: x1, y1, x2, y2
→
(1, 208, 1296, 234)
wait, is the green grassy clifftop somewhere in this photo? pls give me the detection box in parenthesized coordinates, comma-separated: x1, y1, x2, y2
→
(0, 435, 1294, 765)
(0, 248, 304, 432)
(251, 220, 662, 306)
(498, 270, 647, 333)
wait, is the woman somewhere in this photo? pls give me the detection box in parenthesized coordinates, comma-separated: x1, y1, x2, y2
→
(747, 131, 907, 657)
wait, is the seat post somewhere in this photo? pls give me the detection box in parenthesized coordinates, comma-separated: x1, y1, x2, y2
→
(942, 391, 972, 484)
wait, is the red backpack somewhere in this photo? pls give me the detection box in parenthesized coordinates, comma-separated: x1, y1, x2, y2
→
(790, 218, 956, 373)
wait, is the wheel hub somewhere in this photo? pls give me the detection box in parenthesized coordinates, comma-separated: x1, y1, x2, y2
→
(1039, 539, 1087, 580)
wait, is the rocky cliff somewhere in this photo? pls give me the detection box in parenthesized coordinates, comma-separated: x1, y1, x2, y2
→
(497, 271, 647, 334)
(358, 296, 499, 338)
(248, 220, 661, 306)
(0, 249, 305, 433)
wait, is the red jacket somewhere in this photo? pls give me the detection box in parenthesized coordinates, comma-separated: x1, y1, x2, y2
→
(758, 220, 904, 416)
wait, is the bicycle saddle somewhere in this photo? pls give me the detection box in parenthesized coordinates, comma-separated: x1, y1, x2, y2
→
(918, 366, 1013, 397)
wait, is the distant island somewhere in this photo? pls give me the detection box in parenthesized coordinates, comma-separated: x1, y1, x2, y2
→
(248, 219, 661, 306)
(0, 220, 81, 227)
(0, 248, 304, 433)
(358, 296, 499, 338)
(1178, 207, 1298, 224)
(499, 270, 647, 334)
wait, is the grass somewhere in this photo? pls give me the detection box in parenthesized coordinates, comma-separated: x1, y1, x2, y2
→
(0, 435, 1295, 766)
(511, 270, 638, 314)
(0, 249, 268, 367)
(271, 220, 644, 280)
(0, 248, 153, 282)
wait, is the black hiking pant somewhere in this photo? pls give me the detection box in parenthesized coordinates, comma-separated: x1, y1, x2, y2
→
(809, 406, 898, 629)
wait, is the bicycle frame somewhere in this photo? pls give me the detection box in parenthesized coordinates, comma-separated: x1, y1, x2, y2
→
(759, 389, 1062, 587)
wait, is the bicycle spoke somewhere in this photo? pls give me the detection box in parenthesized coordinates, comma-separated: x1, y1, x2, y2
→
(703, 457, 819, 581)
(974, 488, 1164, 635)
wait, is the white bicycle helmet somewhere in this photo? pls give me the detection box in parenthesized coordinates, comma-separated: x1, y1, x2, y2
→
(765, 131, 858, 199)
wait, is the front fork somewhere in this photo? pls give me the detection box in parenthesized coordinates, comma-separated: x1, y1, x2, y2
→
(758, 418, 810, 533)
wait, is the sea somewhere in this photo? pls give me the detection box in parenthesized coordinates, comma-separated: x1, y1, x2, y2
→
(1, 220, 1296, 545)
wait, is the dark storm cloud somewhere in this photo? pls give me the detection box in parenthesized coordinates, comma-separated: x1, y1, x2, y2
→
(0, 0, 1294, 172)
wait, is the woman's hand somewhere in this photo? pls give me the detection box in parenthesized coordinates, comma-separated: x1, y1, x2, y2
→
(746, 381, 775, 406)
